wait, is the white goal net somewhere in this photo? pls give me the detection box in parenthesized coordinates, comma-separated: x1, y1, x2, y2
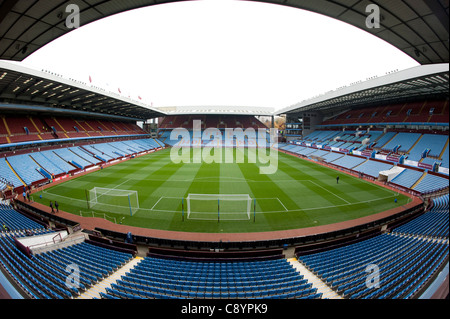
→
(186, 193, 252, 221)
(88, 187, 139, 216)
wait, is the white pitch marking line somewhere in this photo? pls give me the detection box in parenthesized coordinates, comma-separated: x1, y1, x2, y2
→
(309, 180, 351, 204)
(151, 197, 164, 210)
(277, 198, 288, 211)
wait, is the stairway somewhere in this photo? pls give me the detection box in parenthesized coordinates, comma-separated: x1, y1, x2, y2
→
(77, 256, 143, 299)
(288, 257, 343, 299)
(411, 171, 427, 189)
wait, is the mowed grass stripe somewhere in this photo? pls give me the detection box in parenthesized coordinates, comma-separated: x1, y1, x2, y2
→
(276, 152, 408, 224)
(278, 152, 399, 203)
(235, 149, 317, 231)
(118, 150, 205, 229)
(34, 147, 411, 233)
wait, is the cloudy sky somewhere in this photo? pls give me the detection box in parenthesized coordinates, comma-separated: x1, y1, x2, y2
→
(23, 0, 420, 109)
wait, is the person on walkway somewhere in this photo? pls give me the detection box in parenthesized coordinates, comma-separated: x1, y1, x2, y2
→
(55, 201, 59, 213)
(50, 201, 54, 213)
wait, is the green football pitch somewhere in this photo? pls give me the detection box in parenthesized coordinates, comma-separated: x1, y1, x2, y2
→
(34, 148, 409, 233)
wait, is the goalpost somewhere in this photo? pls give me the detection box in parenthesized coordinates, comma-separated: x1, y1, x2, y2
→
(186, 193, 253, 221)
(87, 187, 139, 216)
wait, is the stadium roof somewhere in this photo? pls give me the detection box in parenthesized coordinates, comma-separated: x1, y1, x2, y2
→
(0, 0, 448, 65)
(0, 0, 448, 120)
(0, 60, 164, 120)
(277, 63, 449, 115)
(157, 105, 275, 116)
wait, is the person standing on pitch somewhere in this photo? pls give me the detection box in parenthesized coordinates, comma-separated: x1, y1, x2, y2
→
(336, 175, 340, 184)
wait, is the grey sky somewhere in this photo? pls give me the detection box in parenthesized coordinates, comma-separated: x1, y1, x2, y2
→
(23, 0, 420, 109)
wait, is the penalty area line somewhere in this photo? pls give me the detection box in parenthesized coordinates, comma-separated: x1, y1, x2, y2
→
(151, 197, 164, 210)
(309, 180, 351, 204)
(276, 198, 288, 212)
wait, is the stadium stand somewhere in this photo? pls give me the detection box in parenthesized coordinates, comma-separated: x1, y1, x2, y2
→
(390, 169, 424, 189)
(407, 134, 448, 161)
(103, 256, 320, 299)
(0, 203, 47, 233)
(381, 132, 422, 153)
(159, 115, 266, 131)
(0, 115, 148, 146)
(391, 194, 448, 238)
(412, 174, 449, 194)
(0, 138, 164, 193)
(321, 152, 344, 163)
(6, 154, 46, 185)
(353, 160, 393, 178)
(440, 144, 449, 170)
(329, 155, 366, 170)
(0, 158, 24, 188)
(297, 233, 448, 299)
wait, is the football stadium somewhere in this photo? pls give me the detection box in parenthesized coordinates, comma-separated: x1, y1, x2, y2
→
(0, 0, 448, 304)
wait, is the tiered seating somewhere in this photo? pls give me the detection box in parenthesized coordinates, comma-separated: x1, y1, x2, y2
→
(0, 138, 163, 189)
(102, 257, 320, 299)
(391, 194, 448, 238)
(353, 160, 393, 178)
(308, 149, 329, 158)
(407, 134, 448, 161)
(330, 155, 366, 169)
(37, 242, 132, 288)
(0, 158, 23, 187)
(296, 147, 319, 156)
(298, 233, 448, 299)
(440, 144, 449, 169)
(372, 132, 396, 149)
(428, 100, 448, 123)
(53, 148, 94, 169)
(159, 115, 267, 130)
(6, 154, 45, 185)
(0, 115, 148, 145)
(381, 132, 422, 153)
(88, 143, 126, 159)
(0, 203, 47, 233)
(403, 101, 429, 123)
(390, 169, 424, 189)
(321, 152, 344, 163)
(40, 150, 78, 173)
(48, 117, 90, 139)
(412, 174, 449, 193)
(3, 116, 42, 143)
(0, 234, 74, 299)
(0, 224, 133, 299)
(303, 130, 341, 143)
(320, 101, 438, 126)
(30, 153, 68, 176)
(68, 147, 101, 165)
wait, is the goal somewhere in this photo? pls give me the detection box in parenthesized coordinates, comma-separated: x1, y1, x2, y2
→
(87, 187, 139, 216)
(186, 193, 252, 221)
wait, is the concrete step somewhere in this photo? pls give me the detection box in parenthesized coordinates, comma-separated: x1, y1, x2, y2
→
(288, 257, 342, 299)
(77, 256, 143, 299)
